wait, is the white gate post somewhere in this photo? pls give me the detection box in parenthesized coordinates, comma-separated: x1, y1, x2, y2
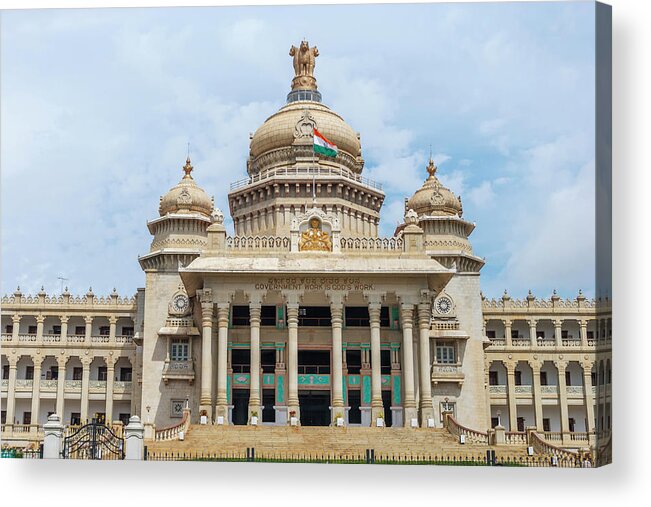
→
(124, 415, 145, 460)
(43, 414, 64, 459)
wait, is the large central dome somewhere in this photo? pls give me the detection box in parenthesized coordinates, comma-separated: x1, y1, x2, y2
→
(247, 41, 364, 175)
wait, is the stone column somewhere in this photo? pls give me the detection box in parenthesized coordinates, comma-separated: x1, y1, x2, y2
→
(105, 357, 116, 424)
(11, 315, 20, 341)
(56, 356, 67, 418)
(368, 301, 384, 424)
(504, 319, 512, 347)
(330, 298, 345, 423)
(505, 361, 517, 432)
(417, 301, 434, 425)
(556, 360, 570, 441)
(6, 357, 17, 427)
(30, 357, 42, 432)
(554, 319, 563, 347)
(400, 304, 417, 426)
(199, 289, 214, 420)
(215, 302, 230, 423)
(579, 320, 589, 347)
(528, 319, 537, 347)
(36, 316, 44, 342)
(529, 360, 544, 431)
(286, 302, 300, 421)
(124, 416, 145, 460)
(581, 360, 596, 438)
(109, 316, 118, 344)
(43, 414, 64, 459)
(60, 316, 69, 344)
(248, 302, 262, 421)
(80, 359, 91, 423)
(84, 316, 93, 344)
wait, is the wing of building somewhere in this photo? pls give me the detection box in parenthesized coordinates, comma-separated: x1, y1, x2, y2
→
(0, 42, 611, 460)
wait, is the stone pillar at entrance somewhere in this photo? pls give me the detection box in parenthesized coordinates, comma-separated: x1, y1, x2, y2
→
(368, 300, 384, 424)
(215, 302, 230, 423)
(286, 302, 300, 422)
(417, 299, 435, 425)
(248, 302, 262, 422)
(199, 289, 214, 420)
(400, 303, 418, 426)
(330, 298, 345, 424)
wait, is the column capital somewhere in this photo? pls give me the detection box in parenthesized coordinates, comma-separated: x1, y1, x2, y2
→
(108, 315, 119, 325)
(363, 291, 384, 306)
(57, 355, 68, 368)
(59, 315, 70, 324)
(527, 318, 537, 327)
(554, 359, 568, 372)
(198, 288, 213, 305)
(282, 290, 303, 307)
(216, 302, 230, 325)
(249, 303, 262, 323)
(579, 319, 588, 328)
(553, 319, 563, 328)
(325, 290, 346, 308)
(400, 304, 414, 326)
(528, 359, 543, 372)
(502, 319, 512, 326)
(36, 315, 45, 324)
(12, 314, 21, 323)
(84, 315, 93, 324)
(31, 355, 44, 368)
(580, 359, 595, 371)
(8, 356, 19, 368)
(417, 302, 431, 329)
(504, 360, 517, 372)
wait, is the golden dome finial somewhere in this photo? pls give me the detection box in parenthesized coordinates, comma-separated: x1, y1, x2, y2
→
(182, 156, 193, 178)
(426, 158, 437, 177)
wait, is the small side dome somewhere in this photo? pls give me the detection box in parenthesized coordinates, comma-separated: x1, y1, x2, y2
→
(159, 157, 214, 217)
(406, 159, 463, 217)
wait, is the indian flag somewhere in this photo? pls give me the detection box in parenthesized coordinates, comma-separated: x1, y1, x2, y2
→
(313, 128, 338, 158)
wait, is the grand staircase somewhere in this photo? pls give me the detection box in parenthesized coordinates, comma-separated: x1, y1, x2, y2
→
(147, 424, 530, 462)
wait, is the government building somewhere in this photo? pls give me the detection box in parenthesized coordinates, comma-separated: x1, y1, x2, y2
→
(0, 42, 611, 463)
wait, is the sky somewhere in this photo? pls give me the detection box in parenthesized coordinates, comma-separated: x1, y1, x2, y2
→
(0, 2, 597, 299)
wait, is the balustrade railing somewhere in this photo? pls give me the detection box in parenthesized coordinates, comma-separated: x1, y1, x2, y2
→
(562, 339, 581, 347)
(42, 334, 61, 343)
(39, 380, 59, 390)
(443, 414, 489, 444)
(340, 237, 403, 252)
(91, 335, 110, 343)
(67, 334, 86, 343)
(540, 385, 558, 394)
(511, 338, 531, 346)
(540, 431, 563, 442)
(504, 431, 528, 445)
(18, 334, 37, 342)
(514, 385, 532, 394)
(487, 338, 506, 346)
(489, 385, 506, 394)
(15, 379, 33, 389)
(1, 333, 12, 342)
(89, 380, 107, 391)
(154, 407, 191, 442)
(115, 335, 133, 344)
(536, 339, 556, 347)
(226, 236, 290, 251)
(529, 431, 580, 462)
(1, 379, 7, 389)
(113, 381, 133, 392)
(566, 386, 585, 396)
(64, 380, 83, 390)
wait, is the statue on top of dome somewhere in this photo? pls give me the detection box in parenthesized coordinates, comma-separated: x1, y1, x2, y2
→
(289, 41, 319, 91)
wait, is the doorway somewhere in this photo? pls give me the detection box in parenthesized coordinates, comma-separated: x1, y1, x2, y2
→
(381, 390, 393, 427)
(299, 390, 331, 426)
(348, 390, 361, 424)
(232, 390, 249, 425)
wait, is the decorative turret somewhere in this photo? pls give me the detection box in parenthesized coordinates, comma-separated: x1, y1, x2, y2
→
(406, 158, 463, 218)
(159, 157, 214, 217)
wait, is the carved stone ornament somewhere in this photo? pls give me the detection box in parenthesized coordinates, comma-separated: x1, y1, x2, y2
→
(177, 188, 192, 206)
(404, 208, 418, 225)
(294, 109, 316, 140)
(169, 284, 192, 317)
(211, 207, 224, 224)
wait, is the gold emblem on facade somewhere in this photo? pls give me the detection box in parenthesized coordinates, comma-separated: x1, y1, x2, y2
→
(299, 218, 332, 251)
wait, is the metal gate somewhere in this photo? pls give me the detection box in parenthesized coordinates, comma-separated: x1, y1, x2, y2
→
(62, 419, 124, 460)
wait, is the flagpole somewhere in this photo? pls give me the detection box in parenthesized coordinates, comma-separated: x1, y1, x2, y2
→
(312, 129, 316, 206)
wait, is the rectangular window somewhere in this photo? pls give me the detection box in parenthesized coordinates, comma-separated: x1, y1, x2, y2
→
(71, 413, 81, 426)
(511, 329, 518, 339)
(486, 330, 496, 339)
(298, 306, 331, 327)
(52, 325, 61, 335)
(591, 371, 597, 386)
(345, 307, 370, 327)
(28, 325, 37, 335)
(517, 417, 525, 432)
(25, 366, 34, 380)
(97, 367, 108, 381)
(440, 401, 456, 421)
(72, 367, 83, 380)
(231, 306, 250, 327)
(99, 326, 110, 336)
(561, 330, 569, 339)
(488, 371, 498, 385)
(261, 305, 276, 327)
(75, 326, 85, 335)
(514, 370, 522, 386)
(171, 339, 189, 361)
(543, 418, 551, 432)
(536, 330, 545, 339)
(2, 365, 9, 380)
(231, 349, 250, 374)
(346, 350, 362, 374)
(491, 417, 499, 429)
(568, 417, 576, 432)
(261, 349, 276, 373)
(435, 343, 455, 364)
(587, 331, 594, 340)
(540, 371, 548, 386)
(122, 327, 134, 336)
(23, 412, 32, 425)
(119, 368, 132, 382)
(45, 367, 59, 380)
(380, 349, 391, 375)
(4, 324, 12, 334)
(380, 306, 390, 328)
(565, 370, 572, 387)
(1, 411, 5, 424)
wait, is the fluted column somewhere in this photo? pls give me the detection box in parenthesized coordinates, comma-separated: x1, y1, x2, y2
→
(529, 360, 544, 431)
(556, 360, 570, 440)
(417, 301, 434, 425)
(105, 358, 115, 424)
(30, 357, 42, 432)
(368, 301, 384, 424)
(504, 319, 512, 347)
(215, 302, 230, 422)
(6, 358, 17, 427)
(505, 361, 517, 431)
(80, 359, 91, 423)
(400, 304, 417, 425)
(330, 299, 345, 422)
(286, 302, 300, 420)
(199, 290, 214, 420)
(248, 302, 262, 421)
(56, 356, 66, 418)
